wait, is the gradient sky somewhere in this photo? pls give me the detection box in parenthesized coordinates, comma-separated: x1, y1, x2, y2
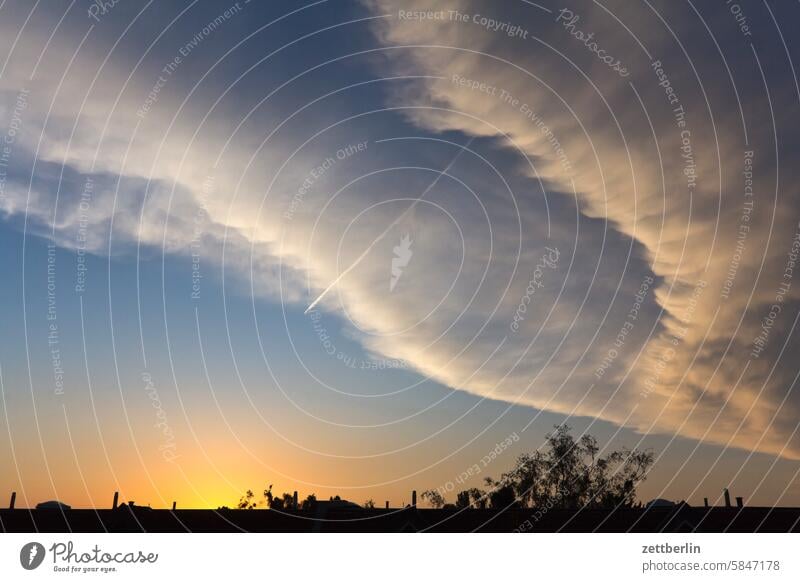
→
(1, 0, 800, 510)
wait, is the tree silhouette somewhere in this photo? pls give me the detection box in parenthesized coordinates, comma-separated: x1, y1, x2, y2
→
(237, 490, 257, 510)
(420, 489, 446, 509)
(470, 488, 487, 509)
(301, 494, 317, 511)
(235, 427, 652, 514)
(262, 485, 294, 510)
(488, 425, 653, 510)
(455, 488, 487, 509)
(263, 485, 274, 508)
(455, 490, 471, 508)
(483, 480, 517, 509)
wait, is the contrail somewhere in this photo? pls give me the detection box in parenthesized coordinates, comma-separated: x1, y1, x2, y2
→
(304, 137, 475, 314)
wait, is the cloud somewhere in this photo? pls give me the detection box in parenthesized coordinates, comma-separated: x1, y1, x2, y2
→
(2, 0, 799, 460)
(358, 0, 800, 457)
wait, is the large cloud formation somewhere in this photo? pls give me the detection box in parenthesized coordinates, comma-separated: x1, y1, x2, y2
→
(359, 0, 800, 458)
(2, 0, 800, 461)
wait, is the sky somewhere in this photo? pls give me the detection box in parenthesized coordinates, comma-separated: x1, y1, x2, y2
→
(1, 0, 800, 510)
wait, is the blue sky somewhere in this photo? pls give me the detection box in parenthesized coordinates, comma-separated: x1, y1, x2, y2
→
(1, 0, 800, 509)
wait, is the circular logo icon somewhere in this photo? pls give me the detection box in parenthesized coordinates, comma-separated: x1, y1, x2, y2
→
(19, 542, 46, 570)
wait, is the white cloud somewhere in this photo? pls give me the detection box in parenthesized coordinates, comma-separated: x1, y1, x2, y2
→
(2, 0, 799, 459)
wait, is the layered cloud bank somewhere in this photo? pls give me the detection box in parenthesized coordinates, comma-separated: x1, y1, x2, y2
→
(2, 0, 799, 459)
(359, 0, 800, 457)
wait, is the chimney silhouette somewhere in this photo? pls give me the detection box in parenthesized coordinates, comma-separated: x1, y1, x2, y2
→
(723, 488, 731, 508)
(293, 491, 298, 509)
(112, 491, 119, 510)
(411, 490, 417, 508)
(172, 501, 176, 511)
(385, 501, 389, 509)
(9, 491, 16, 510)
(703, 497, 709, 508)
(736, 496, 744, 508)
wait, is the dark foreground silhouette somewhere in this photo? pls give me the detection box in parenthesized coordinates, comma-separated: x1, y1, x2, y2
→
(5, 428, 794, 532)
(2, 504, 800, 533)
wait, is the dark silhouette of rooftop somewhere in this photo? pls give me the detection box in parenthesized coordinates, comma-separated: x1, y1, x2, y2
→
(2, 503, 799, 533)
